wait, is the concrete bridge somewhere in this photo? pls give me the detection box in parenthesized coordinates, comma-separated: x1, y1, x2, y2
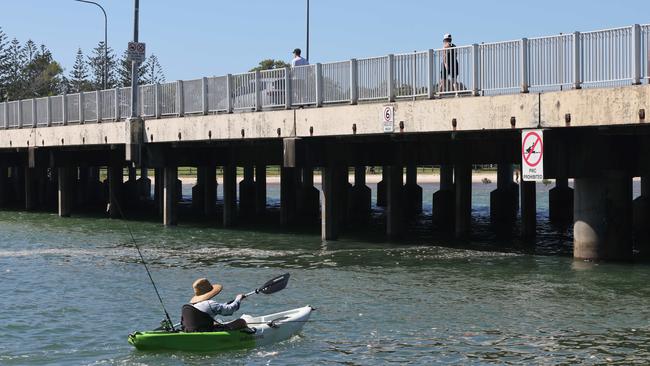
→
(0, 24, 649, 261)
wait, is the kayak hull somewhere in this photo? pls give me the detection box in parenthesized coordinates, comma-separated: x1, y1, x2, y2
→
(128, 306, 312, 352)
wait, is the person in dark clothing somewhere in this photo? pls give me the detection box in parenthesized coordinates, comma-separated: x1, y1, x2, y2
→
(439, 33, 459, 92)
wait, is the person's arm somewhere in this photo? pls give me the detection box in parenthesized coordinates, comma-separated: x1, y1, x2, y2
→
(215, 294, 244, 316)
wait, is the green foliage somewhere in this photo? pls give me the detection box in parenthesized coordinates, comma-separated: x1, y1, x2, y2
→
(117, 50, 148, 87)
(68, 48, 91, 93)
(87, 41, 118, 89)
(249, 59, 290, 72)
(142, 54, 165, 84)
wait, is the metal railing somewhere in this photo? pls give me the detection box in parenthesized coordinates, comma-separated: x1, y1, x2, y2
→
(1, 23, 648, 129)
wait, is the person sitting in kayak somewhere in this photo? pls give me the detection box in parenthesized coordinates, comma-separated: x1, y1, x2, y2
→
(181, 278, 249, 332)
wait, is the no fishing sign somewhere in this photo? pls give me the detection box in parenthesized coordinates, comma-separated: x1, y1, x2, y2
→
(521, 129, 544, 181)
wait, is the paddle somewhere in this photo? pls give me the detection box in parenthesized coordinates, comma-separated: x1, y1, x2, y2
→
(243, 273, 290, 298)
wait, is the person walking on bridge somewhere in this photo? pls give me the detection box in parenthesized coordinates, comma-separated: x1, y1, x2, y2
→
(291, 48, 309, 67)
(439, 34, 459, 92)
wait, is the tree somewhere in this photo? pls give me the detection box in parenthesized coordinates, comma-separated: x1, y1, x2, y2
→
(141, 54, 165, 84)
(22, 45, 63, 97)
(249, 59, 290, 72)
(117, 49, 147, 87)
(4, 38, 27, 100)
(0, 27, 10, 100)
(69, 48, 91, 93)
(87, 41, 117, 89)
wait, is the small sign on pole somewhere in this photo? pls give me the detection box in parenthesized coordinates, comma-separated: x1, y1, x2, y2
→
(126, 42, 146, 63)
(521, 129, 544, 181)
(382, 106, 394, 133)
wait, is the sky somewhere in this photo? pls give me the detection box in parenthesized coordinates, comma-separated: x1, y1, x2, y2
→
(0, 0, 647, 81)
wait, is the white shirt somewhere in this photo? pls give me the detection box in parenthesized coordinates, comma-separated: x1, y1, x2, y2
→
(291, 56, 309, 67)
(192, 296, 241, 319)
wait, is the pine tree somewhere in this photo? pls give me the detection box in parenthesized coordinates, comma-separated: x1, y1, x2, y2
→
(69, 48, 90, 92)
(87, 41, 117, 89)
(0, 27, 10, 101)
(4, 38, 27, 100)
(142, 54, 165, 84)
(118, 50, 148, 87)
(23, 44, 63, 97)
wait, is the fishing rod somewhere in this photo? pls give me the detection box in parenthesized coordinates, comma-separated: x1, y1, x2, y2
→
(107, 175, 175, 331)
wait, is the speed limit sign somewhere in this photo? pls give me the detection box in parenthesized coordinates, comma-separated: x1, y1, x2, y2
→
(382, 106, 394, 133)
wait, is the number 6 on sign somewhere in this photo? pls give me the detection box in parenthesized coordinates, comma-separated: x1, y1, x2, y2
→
(521, 129, 544, 181)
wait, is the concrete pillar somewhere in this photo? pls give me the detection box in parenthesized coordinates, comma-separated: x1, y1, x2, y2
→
(58, 166, 72, 217)
(192, 166, 206, 211)
(137, 167, 152, 200)
(280, 167, 297, 226)
(386, 165, 404, 239)
(204, 166, 217, 216)
(108, 163, 123, 219)
(12, 167, 25, 203)
(549, 178, 574, 223)
(85, 167, 101, 206)
(163, 166, 178, 226)
(25, 167, 36, 210)
(321, 165, 346, 240)
(0, 167, 8, 206)
(376, 166, 387, 207)
(455, 164, 472, 239)
(574, 171, 632, 261)
(154, 168, 164, 217)
(223, 164, 237, 227)
(433, 165, 455, 228)
(348, 165, 371, 221)
(46, 168, 58, 209)
(239, 164, 256, 218)
(490, 164, 519, 225)
(521, 181, 536, 239)
(633, 177, 650, 258)
(404, 164, 423, 215)
(255, 164, 266, 216)
(124, 166, 138, 207)
(297, 167, 320, 221)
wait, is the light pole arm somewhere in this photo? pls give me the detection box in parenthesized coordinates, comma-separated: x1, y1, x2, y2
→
(74, 0, 108, 90)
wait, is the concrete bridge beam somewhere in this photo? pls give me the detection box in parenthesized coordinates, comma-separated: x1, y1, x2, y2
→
(57, 166, 72, 217)
(297, 167, 320, 221)
(108, 163, 123, 219)
(404, 164, 423, 215)
(455, 163, 472, 239)
(163, 166, 178, 226)
(386, 165, 404, 239)
(633, 176, 650, 258)
(255, 164, 266, 217)
(490, 164, 519, 225)
(574, 170, 632, 261)
(204, 166, 217, 217)
(321, 165, 346, 241)
(25, 167, 36, 210)
(280, 167, 298, 226)
(376, 166, 388, 207)
(433, 165, 454, 229)
(521, 181, 536, 239)
(223, 164, 237, 227)
(348, 165, 371, 222)
(239, 164, 256, 218)
(137, 168, 152, 201)
(192, 166, 206, 211)
(549, 178, 574, 223)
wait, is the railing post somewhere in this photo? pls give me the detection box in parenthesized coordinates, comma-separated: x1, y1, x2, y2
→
(114, 87, 120, 121)
(226, 74, 233, 113)
(472, 44, 480, 96)
(155, 83, 161, 119)
(426, 49, 435, 99)
(62, 93, 68, 126)
(284, 66, 292, 110)
(31, 98, 37, 127)
(202, 77, 209, 115)
(632, 24, 641, 85)
(46, 96, 52, 127)
(96, 90, 101, 122)
(176, 80, 184, 117)
(254, 70, 262, 111)
(79, 91, 85, 124)
(350, 58, 358, 105)
(2, 102, 7, 129)
(520, 38, 529, 93)
(387, 54, 395, 102)
(17, 100, 22, 128)
(315, 63, 323, 107)
(573, 31, 582, 89)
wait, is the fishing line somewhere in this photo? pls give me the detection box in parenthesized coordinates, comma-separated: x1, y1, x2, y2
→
(107, 171, 174, 331)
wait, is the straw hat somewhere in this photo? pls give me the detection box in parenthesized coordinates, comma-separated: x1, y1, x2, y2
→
(190, 278, 223, 304)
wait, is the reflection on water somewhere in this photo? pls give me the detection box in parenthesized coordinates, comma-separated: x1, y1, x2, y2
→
(0, 181, 649, 365)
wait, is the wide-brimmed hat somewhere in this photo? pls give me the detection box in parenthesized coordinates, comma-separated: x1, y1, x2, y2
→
(190, 278, 223, 304)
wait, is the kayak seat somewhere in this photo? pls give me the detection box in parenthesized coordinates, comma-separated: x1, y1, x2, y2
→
(181, 304, 216, 332)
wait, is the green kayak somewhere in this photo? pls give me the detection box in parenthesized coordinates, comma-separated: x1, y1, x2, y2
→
(128, 306, 312, 352)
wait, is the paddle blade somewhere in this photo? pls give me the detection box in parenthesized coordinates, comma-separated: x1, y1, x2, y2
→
(258, 273, 290, 294)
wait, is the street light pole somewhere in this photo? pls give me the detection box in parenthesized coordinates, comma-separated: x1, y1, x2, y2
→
(130, 0, 139, 119)
(306, 0, 310, 62)
(75, 0, 107, 90)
